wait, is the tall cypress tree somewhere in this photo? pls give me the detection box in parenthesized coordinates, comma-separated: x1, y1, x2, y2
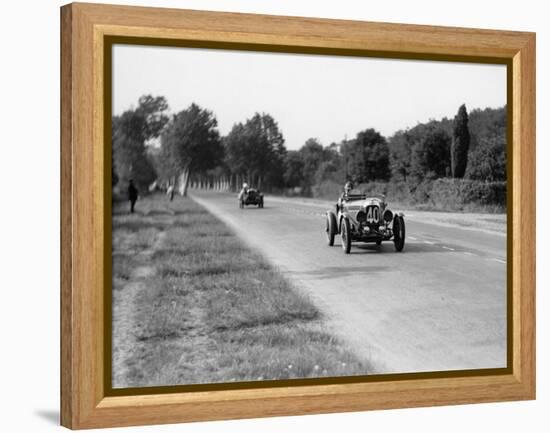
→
(451, 104, 471, 178)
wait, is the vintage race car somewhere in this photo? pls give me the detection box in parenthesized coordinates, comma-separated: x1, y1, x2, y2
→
(325, 190, 405, 253)
(238, 188, 264, 208)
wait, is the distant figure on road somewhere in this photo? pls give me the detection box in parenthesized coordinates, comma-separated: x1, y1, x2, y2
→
(167, 184, 175, 201)
(128, 179, 138, 213)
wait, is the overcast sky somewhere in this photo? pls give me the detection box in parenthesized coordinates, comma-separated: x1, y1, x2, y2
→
(113, 44, 506, 150)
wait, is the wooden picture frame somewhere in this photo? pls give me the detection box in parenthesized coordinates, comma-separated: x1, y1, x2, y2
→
(60, 2, 535, 429)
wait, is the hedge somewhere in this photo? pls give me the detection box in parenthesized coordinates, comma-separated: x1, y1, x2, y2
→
(312, 178, 506, 212)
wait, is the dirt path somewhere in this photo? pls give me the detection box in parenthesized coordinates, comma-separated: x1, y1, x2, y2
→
(112, 231, 165, 387)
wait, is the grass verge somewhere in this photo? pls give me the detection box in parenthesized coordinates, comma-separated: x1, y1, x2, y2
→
(112, 194, 368, 387)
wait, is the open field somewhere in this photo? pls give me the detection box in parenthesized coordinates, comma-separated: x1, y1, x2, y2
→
(112, 194, 368, 388)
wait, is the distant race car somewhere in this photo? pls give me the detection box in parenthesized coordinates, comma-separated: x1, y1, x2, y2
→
(238, 188, 264, 208)
(325, 190, 405, 254)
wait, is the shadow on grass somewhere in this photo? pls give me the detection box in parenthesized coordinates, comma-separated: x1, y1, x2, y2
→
(112, 220, 168, 232)
(172, 208, 208, 216)
(144, 209, 175, 217)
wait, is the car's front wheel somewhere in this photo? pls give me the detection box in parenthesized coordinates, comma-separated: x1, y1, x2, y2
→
(393, 216, 405, 252)
(341, 217, 352, 254)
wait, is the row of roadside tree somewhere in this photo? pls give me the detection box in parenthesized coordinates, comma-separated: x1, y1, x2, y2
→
(112, 95, 507, 212)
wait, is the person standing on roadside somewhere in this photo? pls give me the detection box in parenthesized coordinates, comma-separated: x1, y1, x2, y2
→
(167, 183, 175, 201)
(128, 179, 138, 213)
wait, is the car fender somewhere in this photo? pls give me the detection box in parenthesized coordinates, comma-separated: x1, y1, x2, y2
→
(326, 211, 337, 235)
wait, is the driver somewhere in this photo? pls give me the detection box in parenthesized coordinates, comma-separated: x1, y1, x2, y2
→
(337, 181, 354, 210)
(238, 182, 249, 200)
(344, 181, 354, 196)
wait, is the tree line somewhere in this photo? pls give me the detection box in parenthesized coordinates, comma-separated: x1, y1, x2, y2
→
(112, 95, 506, 203)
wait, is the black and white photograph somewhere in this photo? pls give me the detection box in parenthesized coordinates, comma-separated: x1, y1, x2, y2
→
(110, 44, 507, 389)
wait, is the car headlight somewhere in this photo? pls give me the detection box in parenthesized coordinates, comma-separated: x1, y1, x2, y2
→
(383, 209, 393, 223)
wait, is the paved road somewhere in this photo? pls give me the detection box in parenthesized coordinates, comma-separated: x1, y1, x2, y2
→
(192, 191, 507, 375)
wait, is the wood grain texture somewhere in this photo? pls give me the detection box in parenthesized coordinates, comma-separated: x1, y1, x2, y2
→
(512, 34, 536, 395)
(60, 2, 536, 429)
(60, 4, 73, 429)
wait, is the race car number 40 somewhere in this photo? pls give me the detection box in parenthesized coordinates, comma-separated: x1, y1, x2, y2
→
(366, 206, 379, 224)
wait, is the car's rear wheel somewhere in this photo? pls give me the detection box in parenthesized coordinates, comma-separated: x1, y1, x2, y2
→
(341, 218, 352, 254)
(393, 216, 405, 252)
(326, 212, 337, 246)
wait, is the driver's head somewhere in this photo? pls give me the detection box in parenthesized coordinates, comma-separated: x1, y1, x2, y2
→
(344, 181, 354, 193)
(243, 182, 249, 189)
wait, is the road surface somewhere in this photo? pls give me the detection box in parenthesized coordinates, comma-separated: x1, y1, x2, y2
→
(192, 191, 507, 375)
